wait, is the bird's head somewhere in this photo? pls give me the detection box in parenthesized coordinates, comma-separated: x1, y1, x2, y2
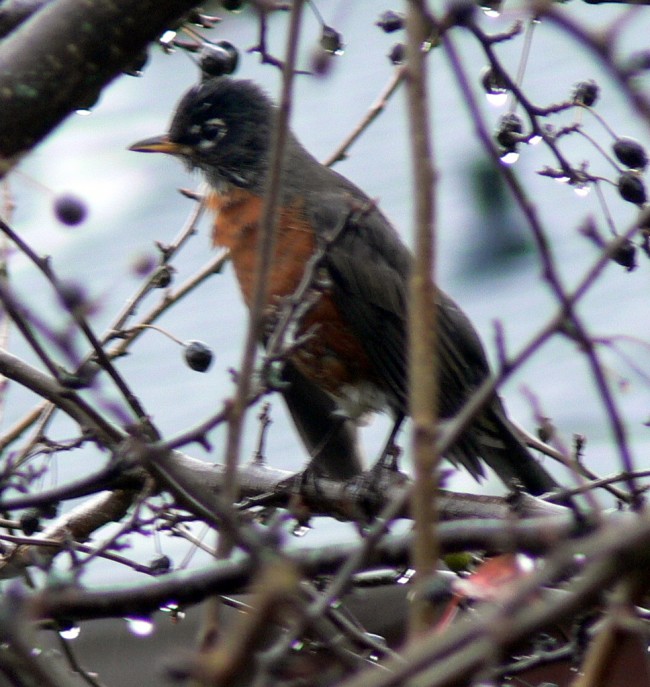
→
(129, 78, 273, 193)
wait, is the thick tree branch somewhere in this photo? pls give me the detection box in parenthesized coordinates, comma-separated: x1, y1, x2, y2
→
(0, 489, 135, 578)
(23, 514, 587, 622)
(0, 443, 568, 579)
(0, 0, 201, 174)
(0, 347, 122, 445)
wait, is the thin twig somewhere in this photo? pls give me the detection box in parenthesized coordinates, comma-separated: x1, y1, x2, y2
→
(55, 632, 107, 687)
(222, 0, 306, 514)
(106, 192, 207, 336)
(442, 29, 640, 506)
(0, 217, 154, 431)
(323, 66, 406, 167)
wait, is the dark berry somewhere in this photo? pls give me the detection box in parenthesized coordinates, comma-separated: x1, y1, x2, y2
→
(59, 360, 99, 389)
(184, 341, 213, 372)
(221, 0, 245, 10)
(53, 194, 87, 226)
(611, 239, 637, 271)
(38, 503, 59, 520)
(215, 41, 238, 69)
(480, 0, 502, 14)
(495, 113, 523, 150)
(59, 369, 87, 389)
(480, 66, 508, 96)
(618, 172, 647, 205)
(58, 280, 86, 311)
(152, 265, 173, 288)
(75, 359, 100, 387)
(388, 43, 406, 65)
(572, 80, 599, 107)
(149, 554, 172, 574)
(447, 0, 476, 25)
(376, 10, 404, 33)
(200, 41, 239, 78)
(613, 137, 648, 170)
(321, 26, 343, 55)
(19, 510, 40, 536)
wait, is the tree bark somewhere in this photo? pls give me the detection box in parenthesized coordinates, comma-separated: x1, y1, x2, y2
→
(0, 0, 200, 174)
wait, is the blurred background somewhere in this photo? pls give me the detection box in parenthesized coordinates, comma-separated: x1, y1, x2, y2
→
(3, 0, 650, 614)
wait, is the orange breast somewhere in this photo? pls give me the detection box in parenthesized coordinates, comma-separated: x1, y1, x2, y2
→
(205, 188, 377, 397)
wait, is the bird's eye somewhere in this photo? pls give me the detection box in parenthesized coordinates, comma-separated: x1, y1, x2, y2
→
(202, 118, 227, 141)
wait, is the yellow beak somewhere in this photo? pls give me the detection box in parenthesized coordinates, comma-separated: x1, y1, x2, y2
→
(128, 135, 191, 156)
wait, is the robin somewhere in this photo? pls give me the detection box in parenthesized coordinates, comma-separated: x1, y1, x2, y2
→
(130, 77, 559, 496)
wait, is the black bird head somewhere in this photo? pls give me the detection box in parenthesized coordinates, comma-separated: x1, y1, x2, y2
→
(130, 78, 274, 193)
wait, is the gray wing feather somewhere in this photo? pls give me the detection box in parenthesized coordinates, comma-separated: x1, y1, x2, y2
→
(300, 170, 557, 492)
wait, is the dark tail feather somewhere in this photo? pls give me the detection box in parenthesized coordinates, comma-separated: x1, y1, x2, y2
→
(447, 398, 560, 497)
(478, 402, 559, 496)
